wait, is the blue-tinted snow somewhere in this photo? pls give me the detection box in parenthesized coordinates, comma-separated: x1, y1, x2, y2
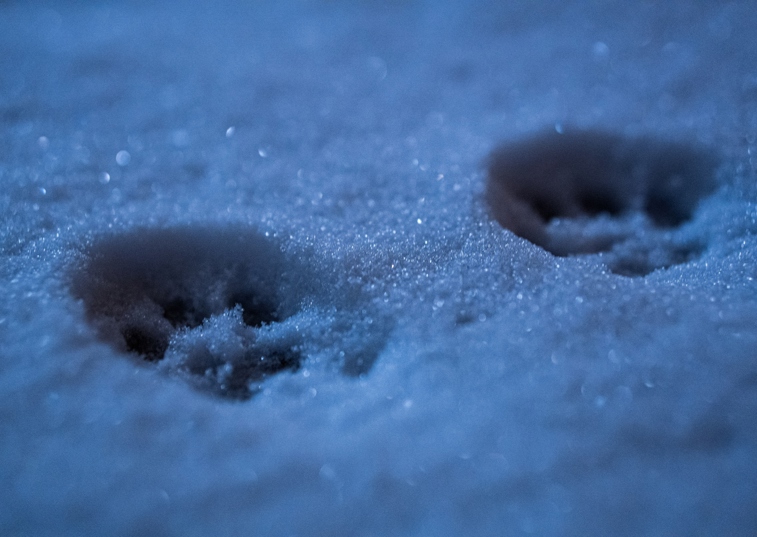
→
(2, 1, 757, 535)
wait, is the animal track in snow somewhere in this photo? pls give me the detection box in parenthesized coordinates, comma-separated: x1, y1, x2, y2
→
(486, 128, 719, 276)
(71, 227, 313, 399)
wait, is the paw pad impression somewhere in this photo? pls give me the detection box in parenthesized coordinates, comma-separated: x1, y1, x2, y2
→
(486, 128, 719, 275)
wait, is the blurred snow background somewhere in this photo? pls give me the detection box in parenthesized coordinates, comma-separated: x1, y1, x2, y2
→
(2, 1, 757, 535)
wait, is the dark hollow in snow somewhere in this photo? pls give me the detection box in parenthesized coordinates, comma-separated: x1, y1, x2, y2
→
(70, 226, 305, 400)
(486, 128, 719, 275)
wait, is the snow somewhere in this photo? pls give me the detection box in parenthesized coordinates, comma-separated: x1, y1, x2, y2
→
(2, 0, 757, 535)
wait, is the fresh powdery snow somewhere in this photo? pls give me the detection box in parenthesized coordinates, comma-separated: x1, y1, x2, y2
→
(2, 1, 757, 535)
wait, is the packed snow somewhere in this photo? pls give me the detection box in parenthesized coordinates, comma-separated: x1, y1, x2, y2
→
(2, 1, 757, 535)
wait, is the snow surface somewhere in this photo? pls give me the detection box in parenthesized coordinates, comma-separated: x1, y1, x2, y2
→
(2, 1, 757, 535)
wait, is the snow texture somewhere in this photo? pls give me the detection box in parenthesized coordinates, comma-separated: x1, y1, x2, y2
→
(2, 0, 757, 535)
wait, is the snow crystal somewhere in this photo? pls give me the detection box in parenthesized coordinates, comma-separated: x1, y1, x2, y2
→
(115, 150, 131, 166)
